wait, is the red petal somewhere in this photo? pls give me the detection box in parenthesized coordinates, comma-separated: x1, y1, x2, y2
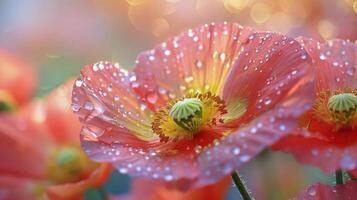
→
(0, 114, 50, 179)
(47, 164, 112, 200)
(292, 181, 357, 200)
(273, 134, 357, 174)
(297, 38, 357, 91)
(0, 175, 37, 200)
(72, 61, 156, 144)
(39, 79, 81, 144)
(0, 49, 36, 106)
(132, 22, 254, 111)
(113, 176, 230, 200)
(222, 33, 313, 125)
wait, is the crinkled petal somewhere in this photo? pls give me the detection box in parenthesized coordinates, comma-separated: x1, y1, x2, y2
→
(112, 176, 230, 200)
(291, 181, 357, 200)
(0, 114, 50, 179)
(72, 61, 157, 145)
(132, 22, 254, 111)
(297, 38, 357, 91)
(47, 164, 112, 200)
(222, 32, 313, 124)
(0, 49, 36, 106)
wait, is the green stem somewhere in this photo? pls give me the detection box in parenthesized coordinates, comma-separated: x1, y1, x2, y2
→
(336, 170, 344, 185)
(231, 171, 253, 200)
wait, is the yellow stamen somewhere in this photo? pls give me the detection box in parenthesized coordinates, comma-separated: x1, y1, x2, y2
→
(152, 92, 227, 142)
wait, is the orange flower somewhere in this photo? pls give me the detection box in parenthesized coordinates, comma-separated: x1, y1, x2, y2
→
(0, 49, 36, 110)
(0, 79, 111, 200)
(72, 22, 314, 188)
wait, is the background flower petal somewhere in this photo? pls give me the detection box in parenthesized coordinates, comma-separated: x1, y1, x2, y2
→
(291, 181, 357, 200)
(0, 114, 50, 179)
(297, 38, 357, 91)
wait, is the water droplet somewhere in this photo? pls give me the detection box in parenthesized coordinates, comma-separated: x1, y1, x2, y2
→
(83, 102, 94, 111)
(114, 96, 120, 101)
(164, 175, 174, 181)
(346, 67, 355, 76)
(71, 103, 80, 112)
(232, 147, 241, 155)
(278, 124, 287, 131)
(264, 98, 272, 105)
(75, 79, 83, 87)
(239, 155, 250, 162)
(319, 53, 327, 60)
(341, 154, 356, 170)
(219, 52, 226, 62)
(308, 187, 316, 196)
(311, 149, 319, 156)
(195, 60, 203, 68)
(164, 49, 171, 56)
(146, 93, 158, 104)
(119, 167, 128, 174)
(184, 76, 194, 83)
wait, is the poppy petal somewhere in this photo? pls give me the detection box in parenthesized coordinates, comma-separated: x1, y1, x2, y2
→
(292, 181, 357, 200)
(0, 49, 36, 106)
(297, 38, 357, 91)
(0, 114, 49, 179)
(273, 135, 357, 174)
(222, 33, 313, 124)
(132, 22, 254, 111)
(46, 164, 112, 200)
(0, 175, 38, 200)
(72, 61, 157, 145)
(112, 176, 230, 200)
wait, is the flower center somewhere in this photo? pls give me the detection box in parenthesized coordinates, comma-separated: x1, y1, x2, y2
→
(47, 146, 98, 183)
(328, 93, 357, 113)
(313, 89, 357, 131)
(152, 92, 227, 142)
(0, 90, 16, 112)
(169, 98, 203, 132)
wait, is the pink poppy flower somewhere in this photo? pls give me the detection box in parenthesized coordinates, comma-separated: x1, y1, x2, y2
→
(0, 49, 36, 110)
(291, 181, 357, 200)
(273, 39, 357, 176)
(112, 176, 230, 200)
(72, 22, 314, 188)
(0, 79, 111, 200)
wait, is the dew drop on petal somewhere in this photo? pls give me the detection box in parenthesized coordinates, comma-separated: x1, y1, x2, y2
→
(239, 154, 250, 162)
(346, 67, 355, 76)
(232, 147, 241, 155)
(146, 92, 158, 104)
(308, 187, 316, 196)
(71, 103, 80, 112)
(75, 79, 83, 87)
(119, 167, 128, 174)
(340, 154, 356, 170)
(319, 53, 327, 60)
(164, 175, 174, 181)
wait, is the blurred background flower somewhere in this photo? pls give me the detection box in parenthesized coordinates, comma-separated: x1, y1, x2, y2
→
(0, 0, 356, 199)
